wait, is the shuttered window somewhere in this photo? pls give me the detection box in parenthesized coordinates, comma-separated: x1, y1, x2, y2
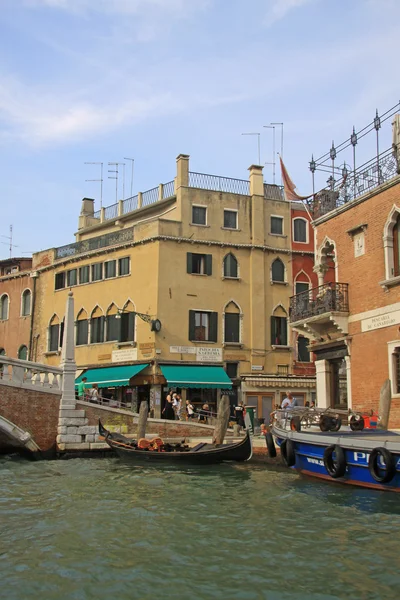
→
(90, 316, 105, 343)
(189, 310, 218, 342)
(272, 259, 285, 282)
(49, 324, 60, 351)
(187, 253, 212, 275)
(192, 206, 207, 225)
(271, 216, 283, 235)
(293, 218, 307, 242)
(120, 312, 135, 342)
(76, 319, 88, 346)
(223, 254, 238, 278)
(224, 313, 240, 343)
(297, 336, 310, 362)
(271, 316, 287, 346)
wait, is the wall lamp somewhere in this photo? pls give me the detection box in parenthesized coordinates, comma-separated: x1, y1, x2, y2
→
(115, 308, 162, 332)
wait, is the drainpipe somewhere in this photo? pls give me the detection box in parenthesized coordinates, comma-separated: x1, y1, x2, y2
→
(28, 272, 38, 361)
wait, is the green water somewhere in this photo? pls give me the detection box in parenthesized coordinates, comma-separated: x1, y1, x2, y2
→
(1, 457, 400, 600)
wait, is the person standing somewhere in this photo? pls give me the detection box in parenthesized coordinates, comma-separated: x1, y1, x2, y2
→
(175, 394, 182, 420)
(89, 383, 99, 404)
(162, 393, 175, 421)
(281, 392, 294, 410)
(77, 376, 88, 400)
(235, 402, 245, 430)
(186, 400, 195, 420)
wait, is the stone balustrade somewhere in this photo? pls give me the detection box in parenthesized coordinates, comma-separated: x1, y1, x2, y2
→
(0, 356, 62, 393)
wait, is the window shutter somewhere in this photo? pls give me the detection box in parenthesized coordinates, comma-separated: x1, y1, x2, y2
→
(209, 312, 218, 342)
(187, 253, 192, 274)
(281, 318, 287, 345)
(270, 316, 276, 346)
(206, 254, 212, 276)
(189, 310, 195, 341)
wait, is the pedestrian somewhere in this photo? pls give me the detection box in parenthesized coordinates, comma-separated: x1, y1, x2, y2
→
(162, 392, 175, 421)
(175, 394, 182, 420)
(198, 403, 209, 424)
(281, 391, 294, 410)
(234, 401, 245, 430)
(186, 400, 195, 420)
(89, 383, 99, 403)
(77, 376, 88, 400)
(310, 399, 316, 409)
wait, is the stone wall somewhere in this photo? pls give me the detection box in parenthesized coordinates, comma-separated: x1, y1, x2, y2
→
(0, 383, 60, 452)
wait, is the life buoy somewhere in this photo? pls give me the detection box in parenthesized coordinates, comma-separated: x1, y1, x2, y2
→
(290, 416, 301, 432)
(280, 439, 295, 467)
(323, 444, 347, 478)
(265, 432, 277, 458)
(368, 447, 396, 483)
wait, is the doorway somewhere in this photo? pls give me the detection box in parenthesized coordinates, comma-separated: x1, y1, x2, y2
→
(330, 358, 348, 409)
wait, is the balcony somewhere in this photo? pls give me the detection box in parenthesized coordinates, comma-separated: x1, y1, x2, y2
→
(289, 283, 349, 341)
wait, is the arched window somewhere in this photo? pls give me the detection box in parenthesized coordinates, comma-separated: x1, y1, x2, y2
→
(0, 294, 9, 320)
(223, 253, 238, 278)
(271, 306, 288, 346)
(106, 304, 119, 342)
(271, 258, 285, 282)
(293, 218, 307, 242)
(48, 315, 60, 352)
(119, 301, 136, 343)
(224, 301, 241, 343)
(76, 309, 88, 346)
(21, 289, 31, 316)
(18, 345, 28, 360)
(393, 214, 400, 277)
(90, 307, 105, 344)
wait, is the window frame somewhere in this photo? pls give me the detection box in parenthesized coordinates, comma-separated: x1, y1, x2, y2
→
(66, 269, 78, 287)
(293, 217, 308, 243)
(223, 253, 238, 279)
(187, 253, 212, 276)
(270, 215, 284, 236)
(104, 260, 117, 279)
(223, 209, 238, 230)
(189, 310, 218, 342)
(90, 315, 105, 344)
(91, 262, 103, 282)
(271, 258, 285, 283)
(55, 272, 66, 290)
(118, 257, 130, 276)
(224, 312, 240, 343)
(21, 289, 32, 317)
(271, 315, 288, 346)
(79, 265, 90, 284)
(297, 335, 311, 362)
(191, 204, 207, 226)
(0, 294, 9, 321)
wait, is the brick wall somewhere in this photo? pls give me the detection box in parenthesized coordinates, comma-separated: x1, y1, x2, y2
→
(0, 384, 60, 452)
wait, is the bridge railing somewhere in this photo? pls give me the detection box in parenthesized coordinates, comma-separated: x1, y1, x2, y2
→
(0, 356, 62, 392)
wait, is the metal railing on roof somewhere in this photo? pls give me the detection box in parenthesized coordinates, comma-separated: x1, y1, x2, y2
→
(188, 172, 250, 195)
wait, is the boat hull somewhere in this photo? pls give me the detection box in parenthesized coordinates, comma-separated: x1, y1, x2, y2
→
(273, 427, 400, 492)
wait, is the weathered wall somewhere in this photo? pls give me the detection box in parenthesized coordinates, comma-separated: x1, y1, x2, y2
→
(0, 383, 60, 451)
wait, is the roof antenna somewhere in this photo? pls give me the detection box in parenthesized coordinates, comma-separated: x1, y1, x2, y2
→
(84, 162, 103, 208)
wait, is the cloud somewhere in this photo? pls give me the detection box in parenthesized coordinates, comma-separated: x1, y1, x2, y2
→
(264, 0, 316, 26)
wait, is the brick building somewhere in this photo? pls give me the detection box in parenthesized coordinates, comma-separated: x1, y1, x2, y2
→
(290, 110, 400, 427)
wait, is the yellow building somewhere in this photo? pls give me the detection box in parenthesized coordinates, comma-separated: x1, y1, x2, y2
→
(31, 155, 314, 420)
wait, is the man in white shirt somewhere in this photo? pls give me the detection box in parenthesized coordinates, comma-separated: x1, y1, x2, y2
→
(281, 392, 294, 409)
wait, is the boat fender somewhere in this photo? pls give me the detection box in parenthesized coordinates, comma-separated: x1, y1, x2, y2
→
(323, 445, 347, 478)
(349, 415, 365, 431)
(330, 417, 342, 432)
(280, 439, 295, 467)
(265, 432, 277, 458)
(368, 447, 396, 483)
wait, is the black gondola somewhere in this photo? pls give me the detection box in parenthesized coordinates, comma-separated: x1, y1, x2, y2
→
(98, 420, 252, 465)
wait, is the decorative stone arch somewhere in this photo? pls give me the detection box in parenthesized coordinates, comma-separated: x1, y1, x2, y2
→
(271, 303, 288, 317)
(294, 269, 311, 285)
(20, 288, 32, 317)
(76, 307, 88, 319)
(122, 298, 137, 312)
(223, 252, 239, 278)
(315, 236, 337, 286)
(0, 293, 10, 320)
(90, 305, 104, 319)
(383, 204, 400, 280)
(271, 257, 286, 283)
(105, 302, 119, 316)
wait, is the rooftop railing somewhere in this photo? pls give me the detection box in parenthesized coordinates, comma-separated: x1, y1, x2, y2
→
(290, 282, 349, 322)
(189, 172, 250, 195)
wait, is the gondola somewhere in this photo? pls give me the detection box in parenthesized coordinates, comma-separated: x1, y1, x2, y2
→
(98, 420, 252, 465)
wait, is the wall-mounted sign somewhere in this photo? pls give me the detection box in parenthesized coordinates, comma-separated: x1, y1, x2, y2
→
(354, 232, 365, 257)
(196, 347, 222, 362)
(224, 354, 245, 361)
(170, 346, 196, 354)
(251, 365, 263, 371)
(139, 342, 155, 350)
(98, 353, 112, 361)
(112, 348, 138, 363)
(361, 310, 400, 333)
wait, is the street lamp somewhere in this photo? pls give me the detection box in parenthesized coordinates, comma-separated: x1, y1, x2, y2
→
(115, 307, 162, 332)
(241, 132, 261, 165)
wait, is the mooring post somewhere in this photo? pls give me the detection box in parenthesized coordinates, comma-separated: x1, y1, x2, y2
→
(212, 395, 230, 445)
(137, 401, 149, 439)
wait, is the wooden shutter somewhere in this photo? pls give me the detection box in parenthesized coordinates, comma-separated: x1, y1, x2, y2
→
(187, 253, 193, 274)
(270, 316, 276, 345)
(209, 312, 218, 342)
(206, 254, 212, 276)
(189, 310, 195, 341)
(281, 317, 288, 345)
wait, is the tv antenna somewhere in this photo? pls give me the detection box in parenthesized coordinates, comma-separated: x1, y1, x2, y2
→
(84, 162, 103, 208)
(124, 157, 135, 197)
(1, 225, 18, 258)
(108, 162, 125, 203)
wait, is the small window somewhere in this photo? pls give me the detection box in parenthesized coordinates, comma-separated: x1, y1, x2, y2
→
(293, 218, 307, 242)
(120, 312, 135, 343)
(104, 260, 116, 279)
(224, 313, 240, 343)
(295, 281, 309, 295)
(21, 290, 31, 316)
(297, 336, 310, 362)
(79, 265, 90, 284)
(223, 253, 238, 278)
(187, 253, 212, 275)
(76, 319, 88, 346)
(189, 310, 218, 342)
(271, 216, 283, 235)
(49, 323, 60, 352)
(18, 345, 28, 360)
(224, 210, 238, 229)
(67, 269, 77, 287)
(272, 258, 285, 282)
(226, 362, 238, 379)
(119, 257, 130, 276)
(192, 205, 207, 225)
(0, 295, 9, 320)
(271, 316, 287, 346)
(91, 263, 103, 282)
(55, 272, 65, 290)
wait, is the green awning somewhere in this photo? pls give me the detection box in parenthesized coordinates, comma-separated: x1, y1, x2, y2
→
(160, 365, 232, 389)
(75, 364, 149, 389)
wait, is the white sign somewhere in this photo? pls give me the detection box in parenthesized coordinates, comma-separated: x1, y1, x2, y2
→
(196, 347, 222, 362)
(354, 232, 365, 257)
(251, 365, 263, 371)
(170, 346, 196, 354)
(112, 348, 138, 362)
(361, 310, 400, 332)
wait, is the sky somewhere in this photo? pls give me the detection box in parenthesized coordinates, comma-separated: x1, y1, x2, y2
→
(0, 0, 399, 257)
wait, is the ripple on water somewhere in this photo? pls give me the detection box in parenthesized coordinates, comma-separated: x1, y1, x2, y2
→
(1, 457, 400, 600)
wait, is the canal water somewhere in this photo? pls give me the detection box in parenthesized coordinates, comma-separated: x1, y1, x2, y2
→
(1, 457, 400, 600)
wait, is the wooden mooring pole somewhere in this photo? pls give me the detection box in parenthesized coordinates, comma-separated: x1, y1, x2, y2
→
(212, 395, 230, 445)
(137, 401, 149, 439)
(378, 378, 391, 429)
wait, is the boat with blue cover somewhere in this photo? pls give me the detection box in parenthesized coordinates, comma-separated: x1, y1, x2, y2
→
(269, 408, 400, 492)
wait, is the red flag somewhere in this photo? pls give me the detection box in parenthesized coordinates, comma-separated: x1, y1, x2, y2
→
(279, 156, 311, 201)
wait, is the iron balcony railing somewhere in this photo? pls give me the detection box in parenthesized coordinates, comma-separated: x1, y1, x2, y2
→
(55, 228, 134, 259)
(189, 171, 250, 195)
(290, 282, 349, 323)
